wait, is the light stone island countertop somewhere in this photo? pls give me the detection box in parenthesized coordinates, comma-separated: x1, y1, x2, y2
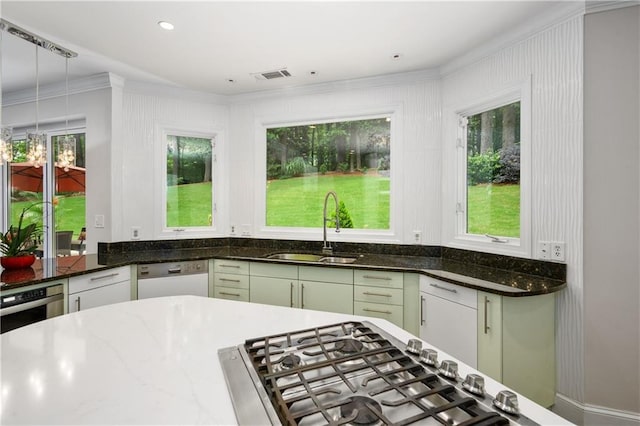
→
(0, 296, 571, 425)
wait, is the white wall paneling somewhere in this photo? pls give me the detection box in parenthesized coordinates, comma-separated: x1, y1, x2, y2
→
(440, 16, 584, 407)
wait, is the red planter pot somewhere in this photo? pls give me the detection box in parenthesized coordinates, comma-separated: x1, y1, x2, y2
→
(1, 254, 36, 270)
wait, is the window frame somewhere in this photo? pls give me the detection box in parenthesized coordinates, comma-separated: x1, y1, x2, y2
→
(155, 126, 223, 239)
(448, 79, 532, 257)
(254, 106, 403, 243)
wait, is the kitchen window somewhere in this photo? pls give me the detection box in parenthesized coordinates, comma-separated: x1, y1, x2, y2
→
(452, 82, 531, 256)
(163, 132, 215, 231)
(264, 116, 391, 231)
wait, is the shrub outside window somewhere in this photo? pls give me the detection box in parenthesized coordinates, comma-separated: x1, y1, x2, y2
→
(265, 117, 391, 230)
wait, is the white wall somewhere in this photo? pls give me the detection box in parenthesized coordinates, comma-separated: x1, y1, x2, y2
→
(584, 4, 639, 418)
(440, 15, 584, 409)
(116, 83, 230, 241)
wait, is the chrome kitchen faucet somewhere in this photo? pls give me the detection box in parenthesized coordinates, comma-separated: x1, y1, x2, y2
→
(322, 191, 340, 254)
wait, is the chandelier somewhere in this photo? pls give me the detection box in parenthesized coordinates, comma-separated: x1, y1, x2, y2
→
(0, 127, 12, 164)
(56, 57, 76, 171)
(26, 44, 46, 168)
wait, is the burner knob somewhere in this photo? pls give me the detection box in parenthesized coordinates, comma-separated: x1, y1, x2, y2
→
(462, 374, 485, 396)
(419, 348, 438, 366)
(493, 390, 520, 415)
(406, 339, 422, 354)
(438, 360, 458, 379)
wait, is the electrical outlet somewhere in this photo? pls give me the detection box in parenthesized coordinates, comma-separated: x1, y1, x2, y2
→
(550, 242, 565, 262)
(413, 230, 422, 244)
(230, 225, 236, 236)
(538, 241, 549, 260)
(241, 224, 252, 237)
(131, 226, 141, 240)
(94, 214, 105, 228)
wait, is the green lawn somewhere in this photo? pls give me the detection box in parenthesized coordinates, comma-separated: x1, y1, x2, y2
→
(167, 182, 213, 227)
(467, 184, 520, 237)
(9, 180, 519, 239)
(266, 174, 390, 229)
(11, 195, 86, 239)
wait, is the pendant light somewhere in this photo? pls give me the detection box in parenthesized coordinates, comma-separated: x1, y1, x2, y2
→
(56, 56, 75, 171)
(26, 44, 46, 168)
(0, 127, 12, 164)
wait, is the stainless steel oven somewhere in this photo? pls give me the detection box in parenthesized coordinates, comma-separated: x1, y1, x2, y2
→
(0, 284, 64, 334)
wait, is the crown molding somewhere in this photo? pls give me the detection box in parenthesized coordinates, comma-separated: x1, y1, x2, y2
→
(440, 1, 586, 77)
(585, 0, 640, 14)
(228, 68, 440, 104)
(123, 79, 229, 105)
(2, 72, 116, 106)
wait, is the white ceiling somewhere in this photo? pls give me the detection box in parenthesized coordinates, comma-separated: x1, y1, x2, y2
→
(2, 1, 565, 96)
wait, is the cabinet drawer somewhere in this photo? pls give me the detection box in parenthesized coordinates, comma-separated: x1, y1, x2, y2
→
(354, 285, 403, 306)
(354, 270, 403, 289)
(299, 266, 353, 284)
(214, 287, 249, 302)
(355, 301, 403, 328)
(69, 266, 131, 294)
(214, 273, 249, 289)
(250, 262, 297, 279)
(214, 259, 249, 275)
(421, 276, 477, 309)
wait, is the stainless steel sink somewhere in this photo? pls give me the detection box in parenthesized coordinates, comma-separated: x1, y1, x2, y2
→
(318, 256, 357, 264)
(266, 253, 357, 264)
(267, 253, 324, 262)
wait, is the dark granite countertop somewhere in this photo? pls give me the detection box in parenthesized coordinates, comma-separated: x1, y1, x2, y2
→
(1, 239, 566, 297)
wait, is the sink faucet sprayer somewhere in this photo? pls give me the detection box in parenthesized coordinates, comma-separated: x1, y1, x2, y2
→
(322, 191, 340, 254)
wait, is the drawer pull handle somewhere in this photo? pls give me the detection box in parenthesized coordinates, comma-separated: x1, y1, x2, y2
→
(363, 275, 392, 281)
(363, 291, 392, 298)
(430, 283, 457, 293)
(484, 296, 491, 334)
(219, 278, 240, 283)
(421, 295, 426, 325)
(363, 308, 392, 315)
(219, 264, 240, 269)
(301, 283, 305, 309)
(90, 272, 119, 281)
(219, 291, 241, 297)
(290, 282, 294, 308)
(75, 296, 81, 312)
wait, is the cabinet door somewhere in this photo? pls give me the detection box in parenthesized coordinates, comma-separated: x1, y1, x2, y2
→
(69, 281, 130, 313)
(477, 292, 502, 381)
(300, 281, 353, 314)
(420, 292, 477, 368)
(250, 276, 297, 308)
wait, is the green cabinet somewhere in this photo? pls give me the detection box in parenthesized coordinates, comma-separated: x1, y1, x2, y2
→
(212, 260, 250, 302)
(250, 263, 354, 314)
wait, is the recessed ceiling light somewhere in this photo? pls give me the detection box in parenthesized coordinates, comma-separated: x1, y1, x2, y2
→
(391, 53, 401, 60)
(309, 71, 318, 76)
(158, 21, 174, 31)
(226, 79, 236, 83)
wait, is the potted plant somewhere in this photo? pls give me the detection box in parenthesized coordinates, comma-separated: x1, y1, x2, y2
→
(0, 204, 41, 269)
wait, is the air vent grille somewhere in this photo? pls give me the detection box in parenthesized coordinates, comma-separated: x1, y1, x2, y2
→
(253, 68, 293, 80)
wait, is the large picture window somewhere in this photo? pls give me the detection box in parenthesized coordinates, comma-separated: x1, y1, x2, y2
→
(165, 134, 214, 228)
(265, 117, 391, 230)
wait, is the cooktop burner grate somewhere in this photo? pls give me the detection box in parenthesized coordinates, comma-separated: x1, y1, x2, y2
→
(241, 321, 512, 425)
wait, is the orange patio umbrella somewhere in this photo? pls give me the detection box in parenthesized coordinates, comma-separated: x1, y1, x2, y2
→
(10, 162, 85, 193)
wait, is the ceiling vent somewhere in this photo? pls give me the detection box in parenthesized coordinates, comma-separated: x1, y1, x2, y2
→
(252, 68, 293, 81)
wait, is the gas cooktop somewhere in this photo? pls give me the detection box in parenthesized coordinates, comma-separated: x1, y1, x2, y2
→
(218, 321, 538, 425)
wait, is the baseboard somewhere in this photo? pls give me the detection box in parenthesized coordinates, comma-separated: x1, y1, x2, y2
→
(554, 394, 640, 426)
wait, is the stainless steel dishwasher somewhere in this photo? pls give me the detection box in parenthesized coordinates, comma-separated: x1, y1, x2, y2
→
(137, 260, 209, 299)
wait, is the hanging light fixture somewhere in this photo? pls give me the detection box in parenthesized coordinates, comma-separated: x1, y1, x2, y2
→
(0, 127, 13, 164)
(56, 56, 75, 171)
(26, 44, 46, 168)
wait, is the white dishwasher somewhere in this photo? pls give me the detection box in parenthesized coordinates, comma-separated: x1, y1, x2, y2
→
(137, 260, 209, 299)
